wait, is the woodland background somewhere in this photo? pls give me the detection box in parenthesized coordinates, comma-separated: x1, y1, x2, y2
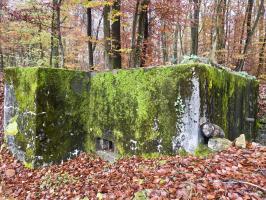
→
(0, 1, 266, 199)
(0, 0, 266, 76)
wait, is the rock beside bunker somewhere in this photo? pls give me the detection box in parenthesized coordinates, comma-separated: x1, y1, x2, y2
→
(235, 134, 246, 148)
(201, 122, 225, 138)
(208, 138, 232, 152)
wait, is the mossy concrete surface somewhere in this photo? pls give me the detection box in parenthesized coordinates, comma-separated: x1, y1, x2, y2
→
(3, 64, 258, 167)
(4, 67, 91, 167)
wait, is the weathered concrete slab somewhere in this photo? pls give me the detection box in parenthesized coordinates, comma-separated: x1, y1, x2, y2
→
(3, 64, 258, 167)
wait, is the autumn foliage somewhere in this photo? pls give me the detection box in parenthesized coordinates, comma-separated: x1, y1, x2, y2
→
(0, 142, 265, 199)
(0, 0, 266, 75)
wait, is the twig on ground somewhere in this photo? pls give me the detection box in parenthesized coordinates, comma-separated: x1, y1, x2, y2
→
(255, 168, 266, 176)
(223, 179, 266, 193)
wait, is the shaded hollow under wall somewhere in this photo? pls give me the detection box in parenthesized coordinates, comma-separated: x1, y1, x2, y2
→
(3, 64, 258, 167)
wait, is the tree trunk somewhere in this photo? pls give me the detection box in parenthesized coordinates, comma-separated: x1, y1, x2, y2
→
(142, 3, 149, 67)
(235, 0, 265, 71)
(133, 0, 150, 68)
(58, 0, 64, 68)
(92, 14, 103, 53)
(215, 0, 226, 64)
(190, 0, 201, 55)
(111, 0, 122, 69)
(103, 4, 111, 69)
(237, 3, 249, 62)
(87, 0, 93, 70)
(161, 22, 168, 64)
(179, 25, 185, 56)
(225, 0, 231, 64)
(50, 0, 61, 68)
(129, 0, 140, 68)
(173, 24, 179, 64)
(257, 7, 266, 76)
(38, 23, 44, 60)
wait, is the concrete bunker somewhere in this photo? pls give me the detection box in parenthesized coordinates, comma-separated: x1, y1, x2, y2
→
(3, 64, 258, 167)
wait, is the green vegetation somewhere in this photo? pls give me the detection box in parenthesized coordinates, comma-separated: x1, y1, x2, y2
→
(5, 116, 18, 136)
(194, 144, 213, 158)
(177, 148, 189, 157)
(133, 190, 149, 200)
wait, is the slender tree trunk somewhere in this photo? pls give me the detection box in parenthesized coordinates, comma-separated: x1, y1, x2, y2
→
(173, 24, 179, 64)
(50, 6, 55, 67)
(92, 14, 103, 53)
(111, 0, 121, 69)
(129, 0, 140, 68)
(225, 0, 231, 64)
(38, 23, 44, 60)
(179, 25, 185, 56)
(237, 0, 254, 69)
(237, 3, 249, 59)
(161, 22, 168, 64)
(59, 33, 64, 68)
(57, 0, 64, 68)
(87, 0, 93, 69)
(201, 3, 208, 55)
(141, 3, 149, 67)
(134, 0, 150, 68)
(209, 4, 216, 61)
(215, 0, 226, 63)
(103, 4, 111, 69)
(235, 0, 265, 71)
(50, 0, 60, 68)
(11, 47, 16, 67)
(190, 0, 201, 55)
(257, 7, 266, 76)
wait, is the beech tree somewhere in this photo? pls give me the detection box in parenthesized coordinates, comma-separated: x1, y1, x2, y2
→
(173, 24, 179, 64)
(133, 0, 150, 68)
(215, 0, 226, 64)
(111, 0, 121, 69)
(161, 21, 169, 64)
(190, 0, 201, 55)
(103, 2, 111, 69)
(257, 5, 266, 76)
(129, 0, 140, 68)
(50, 0, 64, 68)
(87, 0, 93, 69)
(235, 0, 265, 71)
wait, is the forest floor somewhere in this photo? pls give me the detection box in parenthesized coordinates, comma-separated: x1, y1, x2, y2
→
(0, 74, 265, 199)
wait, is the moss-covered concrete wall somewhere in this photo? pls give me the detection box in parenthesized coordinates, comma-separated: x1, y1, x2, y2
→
(4, 64, 258, 167)
(198, 67, 258, 140)
(4, 67, 91, 167)
(4, 68, 38, 168)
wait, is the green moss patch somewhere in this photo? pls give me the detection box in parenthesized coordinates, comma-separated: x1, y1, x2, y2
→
(5, 116, 18, 136)
(194, 144, 213, 158)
